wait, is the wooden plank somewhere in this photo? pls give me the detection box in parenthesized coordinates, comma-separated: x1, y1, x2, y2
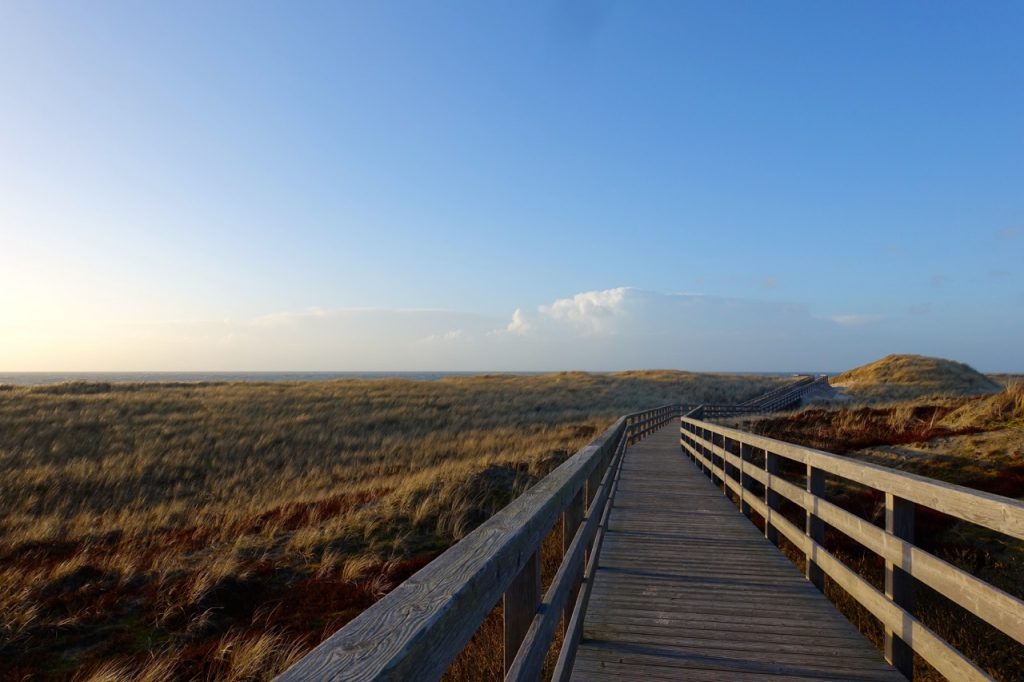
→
(552, 429, 631, 682)
(765, 450, 781, 546)
(767, 509, 991, 682)
(504, 551, 540, 672)
(507, 435, 628, 681)
(806, 465, 826, 591)
(681, 417, 1024, 541)
(884, 493, 915, 679)
(572, 427, 902, 682)
(739, 442, 755, 517)
(574, 644, 902, 681)
(562, 489, 584, 636)
(720, 431, 1024, 647)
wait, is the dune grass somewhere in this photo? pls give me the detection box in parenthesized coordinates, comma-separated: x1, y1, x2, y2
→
(832, 354, 1002, 403)
(0, 370, 780, 680)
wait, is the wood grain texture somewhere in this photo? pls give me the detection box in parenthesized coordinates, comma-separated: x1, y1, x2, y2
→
(570, 427, 903, 682)
(507, 435, 626, 681)
(561, 489, 584, 636)
(681, 416, 1024, 541)
(884, 493, 915, 679)
(684, 423, 1024, 647)
(504, 551, 540, 673)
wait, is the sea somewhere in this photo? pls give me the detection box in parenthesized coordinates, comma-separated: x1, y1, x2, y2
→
(0, 371, 540, 386)
(0, 370, 818, 386)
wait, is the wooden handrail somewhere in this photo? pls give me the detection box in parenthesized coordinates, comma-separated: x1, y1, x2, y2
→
(278, 404, 681, 682)
(680, 416, 1024, 682)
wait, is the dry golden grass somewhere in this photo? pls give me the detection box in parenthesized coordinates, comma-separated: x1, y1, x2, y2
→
(0, 370, 780, 680)
(833, 353, 1002, 403)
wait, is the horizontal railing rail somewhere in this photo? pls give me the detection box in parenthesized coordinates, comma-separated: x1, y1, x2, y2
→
(701, 375, 827, 419)
(739, 374, 817, 406)
(680, 416, 1024, 682)
(278, 404, 683, 682)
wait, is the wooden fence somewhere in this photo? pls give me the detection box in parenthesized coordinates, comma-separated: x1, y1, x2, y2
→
(680, 411, 1024, 681)
(278, 404, 681, 682)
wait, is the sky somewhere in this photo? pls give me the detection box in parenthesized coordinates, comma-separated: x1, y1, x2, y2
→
(1, 1, 1022, 372)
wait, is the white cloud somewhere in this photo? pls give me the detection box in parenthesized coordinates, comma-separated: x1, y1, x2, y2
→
(506, 308, 533, 335)
(1, 287, 913, 372)
(537, 287, 631, 333)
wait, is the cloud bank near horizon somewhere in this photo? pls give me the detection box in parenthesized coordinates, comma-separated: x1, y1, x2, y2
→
(2, 288, 1017, 372)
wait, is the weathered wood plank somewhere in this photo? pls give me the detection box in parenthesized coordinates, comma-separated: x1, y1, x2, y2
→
(884, 493, 915, 679)
(572, 427, 902, 682)
(694, 425, 1024, 648)
(504, 551, 540, 672)
(682, 417, 1024, 541)
(561, 488, 584, 636)
(767, 508, 990, 682)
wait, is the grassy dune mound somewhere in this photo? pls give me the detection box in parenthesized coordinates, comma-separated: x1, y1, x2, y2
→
(833, 354, 1001, 402)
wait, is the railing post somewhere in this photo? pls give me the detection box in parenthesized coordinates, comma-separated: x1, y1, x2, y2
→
(765, 450, 780, 547)
(562, 488, 585, 636)
(805, 465, 825, 591)
(716, 432, 724, 491)
(885, 492, 916, 680)
(700, 427, 709, 477)
(714, 431, 723, 488)
(504, 551, 541, 674)
(739, 442, 754, 517)
(721, 436, 730, 495)
(724, 436, 733, 493)
(708, 429, 719, 486)
(701, 427, 708, 474)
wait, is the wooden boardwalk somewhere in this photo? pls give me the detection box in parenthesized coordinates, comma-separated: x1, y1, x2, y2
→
(571, 426, 904, 681)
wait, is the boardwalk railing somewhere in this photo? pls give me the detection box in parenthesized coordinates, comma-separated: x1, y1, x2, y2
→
(680, 414, 1024, 681)
(279, 404, 681, 682)
(703, 374, 828, 418)
(738, 374, 817, 407)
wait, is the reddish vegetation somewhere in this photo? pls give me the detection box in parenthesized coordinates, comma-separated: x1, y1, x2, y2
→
(241, 490, 391, 535)
(0, 527, 436, 680)
(752, 404, 973, 453)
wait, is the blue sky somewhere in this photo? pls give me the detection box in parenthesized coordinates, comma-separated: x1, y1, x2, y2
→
(1, 1, 1022, 371)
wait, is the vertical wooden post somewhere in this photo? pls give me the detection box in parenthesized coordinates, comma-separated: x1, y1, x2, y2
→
(739, 442, 754, 517)
(700, 427, 709, 476)
(583, 450, 603, 566)
(765, 450, 780, 546)
(724, 436, 733, 493)
(720, 434, 728, 495)
(504, 551, 540, 674)
(805, 465, 825, 591)
(586, 458, 602, 508)
(885, 492, 916, 680)
(562, 488, 584, 635)
(711, 431, 721, 486)
(702, 427, 710, 475)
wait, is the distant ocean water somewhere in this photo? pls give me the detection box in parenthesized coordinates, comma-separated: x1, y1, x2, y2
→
(0, 370, 819, 386)
(0, 371, 529, 386)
